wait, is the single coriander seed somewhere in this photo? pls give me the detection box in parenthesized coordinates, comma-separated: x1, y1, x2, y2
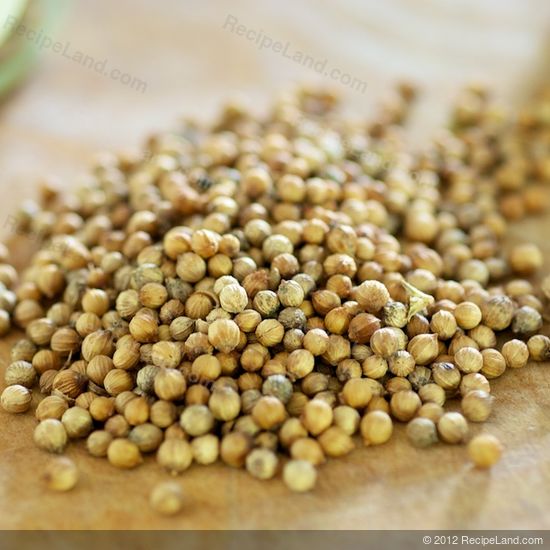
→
(283, 459, 317, 492)
(406, 417, 438, 448)
(461, 389, 494, 422)
(34, 419, 68, 453)
(1, 384, 32, 413)
(245, 448, 279, 480)
(360, 410, 393, 446)
(43, 456, 79, 492)
(301, 399, 333, 435)
(107, 438, 143, 469)
(468, 434, 503, 468)
(437, 412, 469, 444)
(191, 434, 220, 465)
(150, 481, 184, 516)
(501, 339, 529, 369)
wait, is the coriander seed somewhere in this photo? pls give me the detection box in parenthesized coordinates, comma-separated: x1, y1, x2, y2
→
(354, 280, 390, 313)
(418, 383, 446, 406)
(283, 459, 317, 493)
(430, 310, 457, 340)
(252, 396, 287, 430)
(86, 430, 113, 457)
(432, 362, 462, 392)
(209, 387, 241, 421)
(208, 318, 241, 353)
(150, 481, 184, 516)
(279, 418, 308, 448)
(527, 334, 550, 361)
(220, 431, 252, 468)
(128, 423, 163, 453)
(262, 374, 293, 404)
(36, 395, 69, 421)
(151, 341, 183, 370)
(318, 426, 355, 457)
(157, 439, 193, 474)
(43, 457, 79, 492)
(509, 243, 543, 275)
(341, 378, 373, 409)
(417, 403, 444, 423)
(332, 405, 360, 435)
(219, 284, 248, 313)
(453, 302, 482, 330)
(191, 434, 219, 465)
(512, 306, 542, 335)
(256, 319, 285, 347)
(501, 339, 529, 369)
(454, 346, 483, 374)
(468, 433, 503, 468)
(290, 437, 325, 465)
(481, 295, 514, 331)
(124, 396, 150, 426)
(301, 399, 333, 435)
(388, 350, 415, 377)
(154, 368, 186, 401)
(107, 438, 143, 469)
(287, 349, 314, 379)
(460, 373, 491, 395)
(1, 384, 32, 414)
(180, 404, 214, 436)
(362, 355, 388, 379)
(407, 333, 439, 365)
(461, 389, 494, 422)
(302, 328, 329, 356)
(437, 412, 469, 444)
(5, 360, 36, 388)
(360, 410, 393, 446)
(62, 407, 93, 438)
(406, 417, 438, 448)
(246, 448, 279, 480)
(34, 419, 68, 453)
(390, 390, 421, 422)
(370, 327, 400, 358)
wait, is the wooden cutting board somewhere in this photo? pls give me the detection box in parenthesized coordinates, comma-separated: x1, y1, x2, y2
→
(1, 0, 550, 530)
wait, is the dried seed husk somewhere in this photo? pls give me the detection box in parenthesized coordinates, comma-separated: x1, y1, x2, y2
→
(150, 481, 184, 516)
(283, 459, 317, 493)
(406, 417, 438, 448)
(437, 412, 469, 444)
(5, 360, 36, 388)
(1, 384, 32, 413)
(461, 389, 494, 422)
(34, 419, 68, 453)
(52, 370, 87, 399)
(43, 457, 79, 492)
(107, 438, 143, 469)
(35, 395, 69, 421)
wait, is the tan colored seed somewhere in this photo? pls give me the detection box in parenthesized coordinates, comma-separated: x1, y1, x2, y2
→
(283, 459, 317, 492)
(1, 384, 32, 414)
(360, 410, 393, 446)
(437, 412, 469, 444)
(107, 438, 143, 469)
(43, 457, 79, 492)
(468, 434, 503, 468)
(150, 481, 184, 515)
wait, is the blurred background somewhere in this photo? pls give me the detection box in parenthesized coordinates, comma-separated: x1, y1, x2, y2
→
(0, 0, 549, 233)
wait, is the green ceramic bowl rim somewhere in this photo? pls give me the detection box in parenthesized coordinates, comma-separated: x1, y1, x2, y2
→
(0, 0, 67, 98)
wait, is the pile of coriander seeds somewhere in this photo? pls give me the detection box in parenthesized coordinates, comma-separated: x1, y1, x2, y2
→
(1, 84, 550, 504)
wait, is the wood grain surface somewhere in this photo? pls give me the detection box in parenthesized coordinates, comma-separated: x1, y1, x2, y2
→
(1, 0, 550, 531)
